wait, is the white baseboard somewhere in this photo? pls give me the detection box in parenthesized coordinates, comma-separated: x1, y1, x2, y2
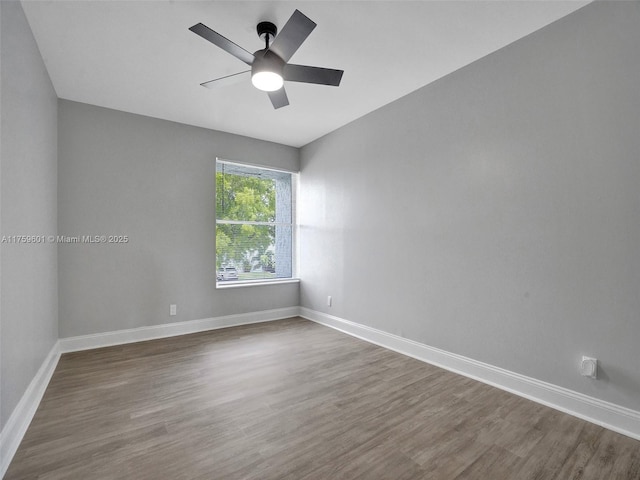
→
(58, 307, 300, 353)
(0, 342, 60, 478)
(299, 307, 640, 441)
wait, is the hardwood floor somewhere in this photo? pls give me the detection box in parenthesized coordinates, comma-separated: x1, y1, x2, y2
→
(6, 317, 640, 479)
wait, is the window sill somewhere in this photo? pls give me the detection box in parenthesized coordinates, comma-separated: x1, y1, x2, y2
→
(216, 278, 300, 289)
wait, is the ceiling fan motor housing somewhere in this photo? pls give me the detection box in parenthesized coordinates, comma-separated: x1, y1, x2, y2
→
(251, 49, 285, 78)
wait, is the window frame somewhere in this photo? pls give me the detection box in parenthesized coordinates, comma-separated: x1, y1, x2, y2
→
(215, 158, 298, 288)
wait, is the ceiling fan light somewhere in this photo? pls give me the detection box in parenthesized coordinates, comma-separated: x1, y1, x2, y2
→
(251, 71, 284, 92)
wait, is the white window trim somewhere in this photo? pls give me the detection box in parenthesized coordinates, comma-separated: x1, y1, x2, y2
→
(216, 278, 300, 289)
(215, 158, 298, 288)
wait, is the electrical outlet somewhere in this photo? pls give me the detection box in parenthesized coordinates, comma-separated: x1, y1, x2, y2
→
(580, 356, 597, 379)
(170, 304, 177, 316)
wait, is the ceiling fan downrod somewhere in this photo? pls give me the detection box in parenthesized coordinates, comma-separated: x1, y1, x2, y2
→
(257, 21, 277, 49)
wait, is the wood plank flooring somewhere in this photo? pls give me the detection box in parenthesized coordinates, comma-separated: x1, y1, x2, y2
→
(5, 317, 640, 479)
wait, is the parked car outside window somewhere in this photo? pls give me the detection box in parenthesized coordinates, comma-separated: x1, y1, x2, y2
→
(217, 266, 238, 281)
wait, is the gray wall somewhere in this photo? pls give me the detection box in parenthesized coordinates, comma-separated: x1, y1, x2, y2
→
(58, 100, 299, 338)
(0, 0, 58, 428)
(299, 1, 640, 412)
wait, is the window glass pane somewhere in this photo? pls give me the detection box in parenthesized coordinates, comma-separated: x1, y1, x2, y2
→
(216, 224, 292, 281)
(216, 165, 275, 222)
(216, 163, 291, 223)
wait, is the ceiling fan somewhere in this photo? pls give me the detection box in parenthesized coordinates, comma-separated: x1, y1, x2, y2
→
(189, 10, 344, 109)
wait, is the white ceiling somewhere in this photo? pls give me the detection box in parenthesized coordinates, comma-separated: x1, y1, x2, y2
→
(22, 1, 588, 148)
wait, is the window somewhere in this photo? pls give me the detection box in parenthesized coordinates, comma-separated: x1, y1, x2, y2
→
(216, 160, 295, 284)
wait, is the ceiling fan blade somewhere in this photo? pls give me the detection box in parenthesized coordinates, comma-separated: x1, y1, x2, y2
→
(189, 23, 254, 66)
(268, 10, 316, 63)
(268, 87, 289, 109)
(283, 64, 344, 86)
(200, 71, 251, 89)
